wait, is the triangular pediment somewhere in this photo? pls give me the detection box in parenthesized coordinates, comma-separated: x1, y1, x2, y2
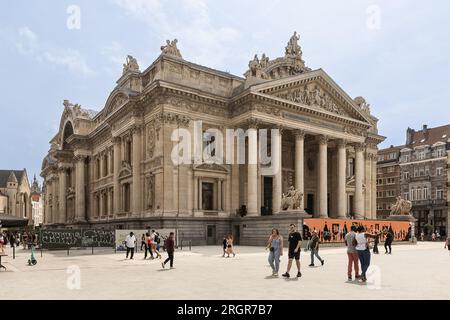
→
(251, 69, 372, 124)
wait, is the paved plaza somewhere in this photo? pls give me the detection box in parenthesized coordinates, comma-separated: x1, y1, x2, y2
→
(0, 242, 449, 300)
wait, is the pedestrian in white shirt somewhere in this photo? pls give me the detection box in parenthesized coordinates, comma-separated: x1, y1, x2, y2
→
(124, 232, 137, 260)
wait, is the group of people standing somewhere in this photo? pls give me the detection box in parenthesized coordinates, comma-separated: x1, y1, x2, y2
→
(266, 224, 325, 278)
(0, 231, 37, 253)
(123, 231, 176, 269)
(344, 226, 394, 282)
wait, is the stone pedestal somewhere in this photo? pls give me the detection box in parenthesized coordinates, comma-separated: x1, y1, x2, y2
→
(387, 214, 417, 243)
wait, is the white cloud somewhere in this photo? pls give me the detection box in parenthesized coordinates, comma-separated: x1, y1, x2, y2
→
(114, 0, 241, 69)
(15, 27, 94, 76)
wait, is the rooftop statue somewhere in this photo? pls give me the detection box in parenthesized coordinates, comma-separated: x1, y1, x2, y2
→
(161, 39, 182, 58)
(122, 55, 140, 75)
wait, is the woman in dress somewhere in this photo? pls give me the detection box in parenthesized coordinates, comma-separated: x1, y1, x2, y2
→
(266, 228, 283, 276)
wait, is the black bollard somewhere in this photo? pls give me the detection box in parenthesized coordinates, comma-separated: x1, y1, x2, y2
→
(13, 245, 15, 259)
(67, 244, 70, 256)
(92, 246, 94, 255)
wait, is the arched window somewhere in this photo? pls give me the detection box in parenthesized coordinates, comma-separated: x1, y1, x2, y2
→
(62, 122, 74, 150)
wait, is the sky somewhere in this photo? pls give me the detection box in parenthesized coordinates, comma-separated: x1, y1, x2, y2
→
(1, 0, 450, 184)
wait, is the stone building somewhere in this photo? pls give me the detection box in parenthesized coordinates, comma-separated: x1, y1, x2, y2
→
(41, 34, 384, 245)
(30, 175, 44, 226)
(376, 145, 402, 219)
(399, 124, 450, 237)
(0, 169, 32, 220)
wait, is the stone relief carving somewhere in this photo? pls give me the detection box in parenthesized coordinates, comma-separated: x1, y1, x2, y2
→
(146, 122, 156, 159)
(161, 39, 182, 58)
(274, 85, 348, 117)
(167, 97, 228, 117)
(122, 55, 140, 75)
(146, 175, 155, 210)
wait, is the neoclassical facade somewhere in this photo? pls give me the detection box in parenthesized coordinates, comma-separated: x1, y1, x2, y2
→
(41, 34, 384, 244)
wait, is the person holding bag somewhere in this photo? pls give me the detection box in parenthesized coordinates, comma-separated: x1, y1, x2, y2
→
(266, 228, 283, 277)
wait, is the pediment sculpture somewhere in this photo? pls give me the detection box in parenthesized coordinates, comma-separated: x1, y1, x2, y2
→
(281, 186, 303, 211)
(274, 85, 348, 117)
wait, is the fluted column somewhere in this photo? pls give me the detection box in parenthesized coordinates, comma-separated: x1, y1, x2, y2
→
(75, 156, 86, 222)
(247, 127, 258, 216)
(317, 135, 328, 218)
(354, 144, 365, 217)
(337, 139, 347, 218)
(113, 137, 121, 214)
(132, 126, 142, 215)
(218, 179, 222, 211)
(58, 167, 67, 224)
(193, 176, 198, 211)
(294, 130, 305, 211)
(272, 128, 283, 214)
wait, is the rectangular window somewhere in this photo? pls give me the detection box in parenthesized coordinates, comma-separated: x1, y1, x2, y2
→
(436, 189, 444, 200)
(436, 167, 443, 176)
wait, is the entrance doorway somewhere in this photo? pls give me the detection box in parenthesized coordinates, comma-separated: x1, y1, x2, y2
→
(306, 194, 314, 216)
(206, 225, 216, 245)
(262, 177, 273, 215)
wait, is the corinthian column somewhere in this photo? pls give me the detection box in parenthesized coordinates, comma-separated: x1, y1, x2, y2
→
(295, 130, 305, 211)
(317, 135, 328, 218)
(75, 156, 86, 222)
(354, 144, 365, 217)
(132, 126, 142, 215)
(247, 126, 258, 216)
(58, 167, 67, 224)
(337, 139, 347, 218)
(113, 136, 121, 214)
(272, 127, 283, 214)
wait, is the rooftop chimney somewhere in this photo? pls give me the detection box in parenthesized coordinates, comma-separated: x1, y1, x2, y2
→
(406, 127, 414, 145)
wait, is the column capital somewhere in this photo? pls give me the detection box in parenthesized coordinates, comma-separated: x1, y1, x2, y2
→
(317, 135, 329, 145)
(246, 118, 262, 129)
(337, 139, 348, 148)
(353, 143, 366, 152)
(112, 136, 122, 144)
(294, 129, 306, 139)
(131, 124, 143, 135)
(74, 154, 87, 162)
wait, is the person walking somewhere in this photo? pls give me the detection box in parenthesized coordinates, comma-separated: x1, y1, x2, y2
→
(373, 231, 380, 254)
(144, 232, 154, 260)
(124, 232, 136, 260)
(226, 235, 236, 258)
(354, 226, 377, 282)
(445, 237, 450, 256)
(140, 234, 146, 251)
(0, 232, 5, 254)
(266, 228, 283, 277)
(304, 230, 312, 252)
(282, 224, 302, 278)
(222, 236, 227, 257)
(162, 232, 175, 269)
(151, 230, 162, 259)
(309, 230, 324, 267)
(384, 230, 393, 254)
(344, 225, 360, 281)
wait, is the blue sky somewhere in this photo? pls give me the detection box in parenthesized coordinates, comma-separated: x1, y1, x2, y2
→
(1, 0, 450, 183)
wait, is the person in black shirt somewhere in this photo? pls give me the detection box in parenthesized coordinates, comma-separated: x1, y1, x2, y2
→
(282, 224, 303, 278)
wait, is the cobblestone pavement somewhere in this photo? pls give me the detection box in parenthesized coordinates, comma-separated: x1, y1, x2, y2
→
(0, 242, 448, 300)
